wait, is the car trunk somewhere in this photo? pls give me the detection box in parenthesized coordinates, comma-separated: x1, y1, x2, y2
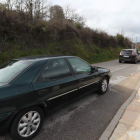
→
(119, 50, 134, 60)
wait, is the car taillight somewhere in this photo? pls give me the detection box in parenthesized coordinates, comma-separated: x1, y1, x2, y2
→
(120, 50, 122, 55)
(132, 51, 135, 56)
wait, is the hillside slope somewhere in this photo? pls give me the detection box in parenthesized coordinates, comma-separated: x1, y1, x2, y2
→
(0, 8, 131, 64)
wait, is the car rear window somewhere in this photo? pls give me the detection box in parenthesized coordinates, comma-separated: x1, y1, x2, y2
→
(121, 50, 133, 55)
(0, 60, 32, 83)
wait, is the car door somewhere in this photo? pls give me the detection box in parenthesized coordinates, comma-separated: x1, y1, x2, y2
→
(67, 57, 100, 93)
(32, 58, 78, 109)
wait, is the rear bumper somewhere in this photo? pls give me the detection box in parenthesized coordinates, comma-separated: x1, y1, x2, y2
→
(119, 58, 135, 62)
(0, 112, 16, 135)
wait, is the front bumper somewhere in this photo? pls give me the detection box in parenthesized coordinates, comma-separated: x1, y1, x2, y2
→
(108, 71, 112, 79)
(0, 112, 15, 135)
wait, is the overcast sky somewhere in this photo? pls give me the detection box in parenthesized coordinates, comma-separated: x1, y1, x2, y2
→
(52, 0, 140, 42)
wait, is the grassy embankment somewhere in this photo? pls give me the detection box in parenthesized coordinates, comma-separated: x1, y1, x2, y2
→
(0, 39, 122, 65)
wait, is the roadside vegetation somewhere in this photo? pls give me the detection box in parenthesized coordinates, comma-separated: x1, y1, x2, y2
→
(0, 0, 132, 64)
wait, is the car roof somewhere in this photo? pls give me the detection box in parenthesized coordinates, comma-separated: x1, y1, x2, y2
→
(14, 55, 75, 62)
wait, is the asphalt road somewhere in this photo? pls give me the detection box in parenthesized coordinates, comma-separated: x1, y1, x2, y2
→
(1, 59, 140, 140)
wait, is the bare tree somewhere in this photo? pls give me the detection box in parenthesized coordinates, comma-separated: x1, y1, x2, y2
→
(5, 0, 16, 10)
(33, 0, 50, 21)
(0, 3, 7, 11)
(23, 0, 50, 22)
(14, 0, 24, 11)
(4, 0, 50, 22)
(49, 5, 65, 22)
(64, 4, 71, 20)
(64, 4, 86, 27)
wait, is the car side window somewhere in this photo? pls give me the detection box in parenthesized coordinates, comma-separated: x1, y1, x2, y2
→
(68, 57, 91, 74)
(38, 59, 72, 81)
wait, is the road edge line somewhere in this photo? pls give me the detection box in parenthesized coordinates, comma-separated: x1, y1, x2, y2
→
(99, 76, 140, 140)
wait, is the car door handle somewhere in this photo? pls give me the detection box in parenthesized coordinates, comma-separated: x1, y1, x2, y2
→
(38, 89, 48, 95)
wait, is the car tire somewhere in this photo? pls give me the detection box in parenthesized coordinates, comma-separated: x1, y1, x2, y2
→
(10, 107, 44, 140)
(119, 60, 122, 63)
(98, 77, 108, 94)
(134, 59, 137, 64)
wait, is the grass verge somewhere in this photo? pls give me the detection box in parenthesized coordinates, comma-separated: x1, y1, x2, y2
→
(0, 40, 122, 65)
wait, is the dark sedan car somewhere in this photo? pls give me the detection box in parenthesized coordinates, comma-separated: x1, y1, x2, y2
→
(119, 49, 140, 63)
(0, 55, 111, 140)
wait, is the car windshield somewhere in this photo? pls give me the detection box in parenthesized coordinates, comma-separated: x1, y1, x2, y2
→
(121, 50, 132, 55)
(0, 60, 32, 83)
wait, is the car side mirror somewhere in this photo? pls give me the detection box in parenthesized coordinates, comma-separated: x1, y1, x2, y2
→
(91, 66, 98, 73)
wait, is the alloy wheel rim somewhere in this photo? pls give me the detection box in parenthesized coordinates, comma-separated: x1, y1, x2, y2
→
(18, 111, 40, 137)
(102, 79, 108, 92)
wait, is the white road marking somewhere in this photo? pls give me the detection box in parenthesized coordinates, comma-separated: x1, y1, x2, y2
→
(111, 65, 132, 73)
(109, 76, 126, 87)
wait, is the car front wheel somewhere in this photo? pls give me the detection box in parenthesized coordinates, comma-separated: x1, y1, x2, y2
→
(10, 107, 44, 140)
(98, 77, 108, 94)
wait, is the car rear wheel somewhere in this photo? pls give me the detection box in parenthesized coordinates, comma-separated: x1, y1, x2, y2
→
(98, 77, 108, 94)
(119, 60, 122, 63)
(10, 107, 44, 140)
(134, 59, 137, 64)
